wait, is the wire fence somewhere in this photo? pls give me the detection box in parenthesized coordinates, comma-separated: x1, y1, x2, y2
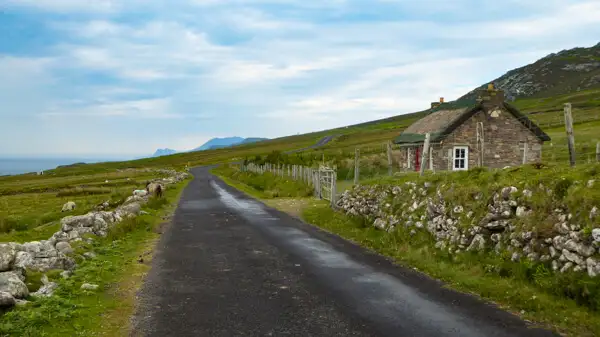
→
(240, 162, 338, 207)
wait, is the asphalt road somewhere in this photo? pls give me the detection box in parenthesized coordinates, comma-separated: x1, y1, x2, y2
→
(284, 135, 335, 154)
(132, 167, 558, 337)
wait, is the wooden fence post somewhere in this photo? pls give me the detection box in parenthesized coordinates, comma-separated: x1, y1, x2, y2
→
(564, 103, 576, 167)
(522, 142, 528, 165)
(387, 141, 393, 176)
(354, 148, 360, 184)
(330, 171, 337, 208)
(597, 142, 600, 162)
(420, 133, 431, 176)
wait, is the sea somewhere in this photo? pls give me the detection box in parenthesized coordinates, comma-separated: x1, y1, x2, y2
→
(0, 158, 124, 176)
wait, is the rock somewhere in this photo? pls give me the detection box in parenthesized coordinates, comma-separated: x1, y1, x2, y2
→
(552, 260, 560, 271)
(511, 252, 521, 262)
(564, 240, 596, 257)
(373, 218, 387, 230)
(467, 234, 486, 252)
(61, 270, 72, 279)
(0, 244, 16, 272)
(593, 228, 600, 243)
(32, 282, 58, 297)
(540, 255, 551, 262)
(555, 223, 570, 235)
(486, 220, 509, 231)
(553, 235, 567, 250)
(55, 242, 73, 255)
(515, 206, 528, 218)
(0, 291, 16, 307)
(83, 252, 97, 259)
(527, 253, 540, 261)
(453, 206, 464, 214)
(560, 262, 574, 273)
(588, 180, 595, 188)
(522, 189, 532, 198)
(562, 249, 584, 266)
(61, 214, 94, 228)
(434, 241, 447, 250)
(415, 222, 423, 229)
(81, 283, 99, 291)
(586, 258, 600, 277)
(117, 202, 142, 217)
(510, 239, 523, 248)
(61, 201, 76, 212)
(409, 229, 417, 236)
(591, 207, 598, 220)
(521, 232, 533, 241)
(490, 233, 502, 243)
(549, 246, 558, 258)
(501, 186, 518, 200)
(0, 271, 29, 298)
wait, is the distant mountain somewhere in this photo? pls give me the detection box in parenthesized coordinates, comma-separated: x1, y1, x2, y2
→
(459, 42, 600, 101)
(193, 137, 268, 151)
(153, 148, 177, 157)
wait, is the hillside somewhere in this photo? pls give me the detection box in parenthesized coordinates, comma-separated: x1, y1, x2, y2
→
(460, 42, 600, 101)
(193, 137, 245, 151)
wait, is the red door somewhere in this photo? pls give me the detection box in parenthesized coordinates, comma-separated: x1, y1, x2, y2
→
(414, 147, 421, 172)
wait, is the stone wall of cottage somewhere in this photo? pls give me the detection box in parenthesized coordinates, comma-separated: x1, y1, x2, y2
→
(395, 107, 544, 172)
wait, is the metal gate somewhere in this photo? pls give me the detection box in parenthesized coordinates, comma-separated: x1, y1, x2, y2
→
(315, 166, 337, 207)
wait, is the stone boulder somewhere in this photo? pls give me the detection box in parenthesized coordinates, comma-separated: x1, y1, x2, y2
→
(0, 291, 16, 307)
(133, 189, 148, 197)
(55, 242, 73, 255)
(0, 244, 17, 272)
(61, 201, 76, 212)
(0, 271, 29, 298)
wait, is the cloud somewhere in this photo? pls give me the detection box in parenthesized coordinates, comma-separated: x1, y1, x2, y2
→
(1, 0, 599, 156)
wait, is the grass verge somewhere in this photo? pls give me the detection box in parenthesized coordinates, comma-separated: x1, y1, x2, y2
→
(0, 177, 190, 337)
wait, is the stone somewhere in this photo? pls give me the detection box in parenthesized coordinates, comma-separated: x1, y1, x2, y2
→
(81, 283, 99, 291)
(61, 201, 76, 212)
(467, 234, 486, 252)
(32, 282, 58, 297)
(553, 236, 566, 250)
(55, 242, 73, 255)
(0, 271, 29, 298)
(562, 249, 584, 266)
(453, 206, 464, 214)
(501, 186, 518, 200)
(133, 189, 148, 197)
(551, 260, 560, 271)
(549, 246, 558, 258)
(522, 189, 532, 198)
(560, 262, 574, 273)
(510, 239, 522, 248)
(540, 255, 551, 262)
(521, 232, 533, 241)
(527, 253, 540, 261)
(564, 240, 596, 257)
(61, 270, 72, 279)
(591, 207, 598, 220)
(555, 223, 570, 235)
(434, 241, 447, 250)
(373, 218, 387, 230)
(0, 291, 16, 307)
(569, 231, 582, 242)
(586, 258, 600, 277)
(588, 180, 596, 188)
(486, 220, 509, 231)
(0, 244, 16, 272)
(117, 202, 142, 217)
(490, 233, 502, 243)
(515, 206, 528, 218)
(83, 252, 97, 259)
(593, 228, 600, 243)
(511, 252, 521, 262)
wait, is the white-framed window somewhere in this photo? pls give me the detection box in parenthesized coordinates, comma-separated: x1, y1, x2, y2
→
(453, 146, 468, 171)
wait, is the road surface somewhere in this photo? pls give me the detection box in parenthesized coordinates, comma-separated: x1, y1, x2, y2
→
(132, 167, 557, 337)
(284, 135, 335, 154)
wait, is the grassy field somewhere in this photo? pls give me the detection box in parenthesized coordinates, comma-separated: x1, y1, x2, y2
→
(0, 170, 166, 242)
(0, 176, 190, 337)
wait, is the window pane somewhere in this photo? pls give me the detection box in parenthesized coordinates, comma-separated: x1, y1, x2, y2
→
(459, 160, 465, 168)
(455, 149, 460, 157)
(460, 149, 465, 157)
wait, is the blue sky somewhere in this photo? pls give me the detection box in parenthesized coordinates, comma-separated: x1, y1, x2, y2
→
(1, 0, 599, 158)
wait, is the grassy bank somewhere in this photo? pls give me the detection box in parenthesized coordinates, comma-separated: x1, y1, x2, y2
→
(213, 165, 313, 199)
(0, 177, 190, 337)
(217, 164, 600, 337)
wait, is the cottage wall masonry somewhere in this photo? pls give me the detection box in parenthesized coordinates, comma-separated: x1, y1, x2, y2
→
(394, 85, 550, 172)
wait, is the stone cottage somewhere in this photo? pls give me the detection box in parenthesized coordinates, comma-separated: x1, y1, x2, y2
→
(393, 84, 551, 171)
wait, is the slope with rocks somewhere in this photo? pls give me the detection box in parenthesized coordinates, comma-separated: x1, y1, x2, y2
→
(460, 42, 600, 102)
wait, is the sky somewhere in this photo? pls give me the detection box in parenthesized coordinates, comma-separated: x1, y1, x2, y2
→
(1, 0, 599, 158)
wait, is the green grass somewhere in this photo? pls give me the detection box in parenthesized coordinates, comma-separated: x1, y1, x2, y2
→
(213, 165, 314, 198)
(0, 177, 190, 337)
(302, 203, 600, 337)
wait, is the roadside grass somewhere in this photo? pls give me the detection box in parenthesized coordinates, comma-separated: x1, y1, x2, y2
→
(213, 165, 314, 198)
(0, 177, 190, 337)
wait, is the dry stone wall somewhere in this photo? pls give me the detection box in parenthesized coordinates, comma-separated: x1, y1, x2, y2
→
(0, 169, 189, 308)
(337, 179, 600, 277)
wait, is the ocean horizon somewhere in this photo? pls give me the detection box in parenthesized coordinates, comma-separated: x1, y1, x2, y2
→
(0, 157, 133, 176)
